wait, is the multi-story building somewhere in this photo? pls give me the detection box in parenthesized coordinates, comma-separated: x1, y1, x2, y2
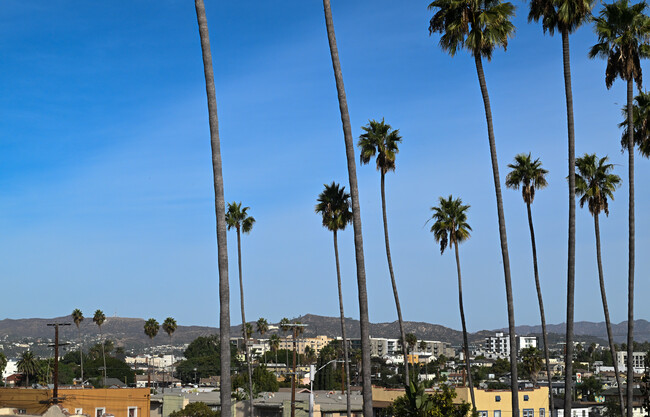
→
(277, 335, 332, 356)
(615, 351, 647, 373)
(518, 336, 538, 351)
(484, 333, 539, 358)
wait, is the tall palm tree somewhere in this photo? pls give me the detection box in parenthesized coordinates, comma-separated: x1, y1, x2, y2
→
(505, 153, 554, 412)
(162, 317, 177, 388)
(280, 318, 291, 367)
(71, 308, 85, 386)
(428, 2, 518, 415)
(225, 201, 255, 409)
(589, 5, 650, 415)
(357, 119, 410, 387)
(322, 2, 373, 413)
(269, 334, 280, 371)
(144, 318, 160, 389)
(92, 310, 107, 387)
(17, 351, 37, 387)
(575, 154, 625, 416)
(193, 1, 231, 414)
(315, 181, 353, 417)
(256, 318, 269, 337)
(621, 90, 650, 157)
(528, 0, 594, 408)
(429, 195, 476, 410)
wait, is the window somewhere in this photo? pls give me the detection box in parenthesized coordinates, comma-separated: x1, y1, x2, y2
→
(495, 411, 501, 417)
(95, 408, 106, 417)
(479, 411, 488, 417)
(495, 396, 501, 402)
(582, 411, 586, 417)
(523, 409, 534, 417)
(75, 409, 83, 415)
(539, 409, 545, 417)
(128, 407, 137, 417)
(524, 395, 530, 401)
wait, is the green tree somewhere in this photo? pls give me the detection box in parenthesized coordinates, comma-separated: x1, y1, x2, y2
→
(256, 318, 269, 337)
(226, 201, 255, 409)
(521, 347, 544, 386)
(163, 317, 178, 341)
(575, 153, 624, 414)
(0, 352, 7, 383)
(315, 181, 353, 417)
(93, 309, 107, 386)
(193, 0, 231, 414)
(144, 318, 160, 388)
(505, 153, 554, 405)
(358, 119, 410, 388)
(621, 91, 650, 156)
(577, 376, 603, 401)
(391, 381, 472, 417)
(322, 1, 373, 414)
(17, 351, 38, 386)
(528, 0, 595, 405)
(428, 0, 518, 414)
(589, 5, 650, 415)
(429, 195, 475, 410)
(71, 308, 85, 384)
(169, 402, 220, 417)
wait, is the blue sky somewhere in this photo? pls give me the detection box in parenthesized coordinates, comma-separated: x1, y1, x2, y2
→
(1, 1, 648, 333)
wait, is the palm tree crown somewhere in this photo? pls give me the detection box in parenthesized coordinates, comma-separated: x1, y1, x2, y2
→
(162, 317, 177, 338)
(430, 195, 472, 254)
(256, 318, 269, 336)
(589, 0, 650, 89)
(144, 318, 160, 340)
(620, 90, 650, 156)
(428, 0, 515, 60)
(529, 0, 594, 34)
(93, 310, 105, 328)
(226, 202, 255, 233)
(315, 182, 352, 232)
(505, 153, 549, 204)
(358, 119, 402, 174)
(575, 154, 621, 216)
(72, 309, 84, 329)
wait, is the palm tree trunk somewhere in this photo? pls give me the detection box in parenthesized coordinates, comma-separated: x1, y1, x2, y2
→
(380, 172, 410, 387)
(526, 202, 554, 415)
(455, 242, 476, 410)
(626, 78, 635, 417)
(237, 227, 254, 414)
(101, 330, 106, 387)
(594, 214, 626, 417)
(334, 230, 352, 417)
(193, 1, 231, 414)
(561, 28, 576, 417)
(322, 1, 372, 415)
(79, 329, 84, 387)
(473, 54, 518, 417)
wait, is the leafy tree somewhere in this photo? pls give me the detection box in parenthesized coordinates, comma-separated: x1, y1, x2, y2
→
(71, 308, 85, 384)
(577, 376, 603, 401)
(315, 181, 353, 417)
(193, 0, 232, 414)
(226, 201, 255, 411)
(175, 336, 238, 383)
(391, 381, 472, 417)
(428, 0, 519, 414)
(521, 347, 544, 386)
(575, 153, 625, 413)
(93, 309, 107, 386)
(233, 365, 279, 395)
(322, 1, 373, 414)
(358, 119, 410, 388)
(169, 402, 220, 417)
(505, 153, 554, 402)
(0, 352, 7, 382)
(429, 195, 475, 410)
(17, 351, 38, 386)
(590, 3, 650, 416)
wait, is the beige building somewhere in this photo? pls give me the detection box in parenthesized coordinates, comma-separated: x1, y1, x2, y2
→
(278, 336, 332, 356)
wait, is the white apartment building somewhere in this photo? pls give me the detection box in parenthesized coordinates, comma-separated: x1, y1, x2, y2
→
(484, 333, 538, 358)
(616, 351, 647, 373)
(519, 336, 538, 351)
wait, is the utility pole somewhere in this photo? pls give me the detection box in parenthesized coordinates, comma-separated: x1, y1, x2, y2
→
(47, 322, 71, 404)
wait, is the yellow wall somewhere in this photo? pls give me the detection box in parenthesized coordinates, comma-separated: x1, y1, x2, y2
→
(455, 387, 550, 417)
(0, 388, 150, 417)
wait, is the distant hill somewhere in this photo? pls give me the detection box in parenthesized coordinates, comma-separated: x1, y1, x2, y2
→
(4, 314, 647, 357)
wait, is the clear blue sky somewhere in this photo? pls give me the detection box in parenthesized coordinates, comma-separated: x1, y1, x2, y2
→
(1, 1, 648, 333)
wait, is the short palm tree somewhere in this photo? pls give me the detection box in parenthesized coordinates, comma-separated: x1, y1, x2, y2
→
(144, 318, 160, 388)
(322, 1, 373, 413)
(269, 334, 280, 371)
(620, 90, 650, 157)
(589, 4, 650, 414)
(226, 201, 255, 409)
(358, 119, 410, 388)
(193, 1, 232, 413)
(17, 351, 37, 386)
(575, 154, 624, 415)
(92, 310, 107, 387)
(428, 1, 519, 413)
(529, 0, 594, 410)
(505, 153, 554, 409)
(429, 195, 476, 410)
(71, 308, 85, 385)
(315, 181, 353, 417)
(279, 318, 291, 367)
